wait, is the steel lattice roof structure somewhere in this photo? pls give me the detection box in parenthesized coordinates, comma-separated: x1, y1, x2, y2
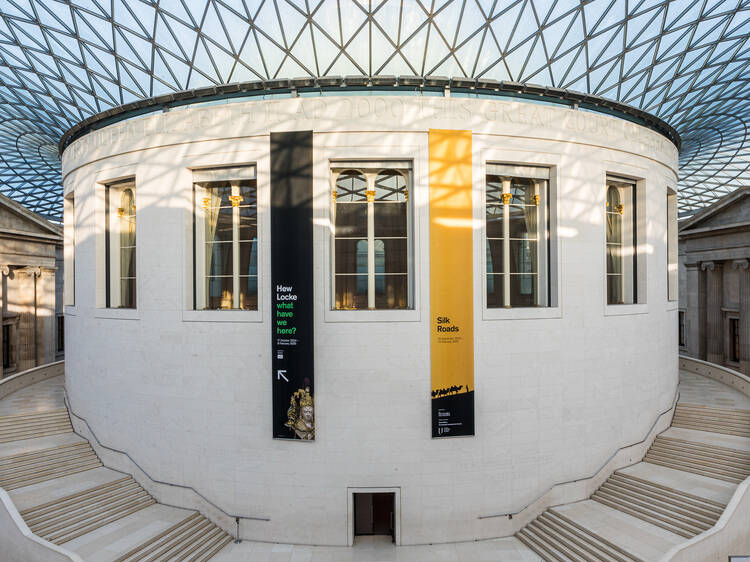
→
(1, 0, 750, 220)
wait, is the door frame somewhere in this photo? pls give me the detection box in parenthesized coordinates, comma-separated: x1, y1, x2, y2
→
(347, 487, 401, 546)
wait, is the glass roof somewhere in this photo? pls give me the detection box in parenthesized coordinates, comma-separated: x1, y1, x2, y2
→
(1, 0, 750, 220)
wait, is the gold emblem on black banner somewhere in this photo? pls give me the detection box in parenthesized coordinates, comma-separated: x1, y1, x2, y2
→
(285, 386, 315, 440)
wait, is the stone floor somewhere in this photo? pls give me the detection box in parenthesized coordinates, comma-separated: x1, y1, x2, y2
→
(0, 375, 66, 415)
(677, 370, 750, 409)
(2, 370, 749, 561)
(212, 535, 542, 562)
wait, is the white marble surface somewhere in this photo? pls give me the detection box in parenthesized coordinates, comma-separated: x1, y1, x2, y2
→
(62, 95, 680, 545)
(0, 376, 66, 416)
(554, 499, 683, 560)
(678, 371, 750, 409)
(213, 535, 541, 562)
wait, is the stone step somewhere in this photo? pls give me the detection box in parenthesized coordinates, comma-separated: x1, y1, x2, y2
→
(113, 511, 232, 562)
(0, 409, 72, 443)
(0, 443, 102, 490)
(515, 507, 644, 562)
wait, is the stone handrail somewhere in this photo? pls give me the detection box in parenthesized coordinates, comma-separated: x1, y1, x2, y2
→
(0, 361, 81, 562)
(0, 360, 64, 400)
(660, 356, 750, 561)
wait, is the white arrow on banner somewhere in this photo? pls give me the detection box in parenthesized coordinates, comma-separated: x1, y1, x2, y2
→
(277, 369, 289, 382)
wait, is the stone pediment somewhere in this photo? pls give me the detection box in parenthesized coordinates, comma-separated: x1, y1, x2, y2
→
(0, 193, 61, 241)
(680, 187, 750, 234)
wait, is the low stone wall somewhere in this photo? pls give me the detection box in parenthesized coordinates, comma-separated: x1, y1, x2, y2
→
(0, 360, 64, 400)
(660, 356, 750, 561)
(679, 355, 750, 396)
(0, 489, 81, 562)
(0, 361, 81, 562)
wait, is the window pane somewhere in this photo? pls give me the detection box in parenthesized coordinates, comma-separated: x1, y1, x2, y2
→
(486, 239, 504, 273)
(487, 274, 504, 308)
(606, 212, 621, 243)
(238, 276, 258, 310)
(335, 239, 367, 274)
(238, 215, 257, 241)
(120, 278, 136, 309)
(509, 205, 536, 239)
(510, 274, 537, 306)
(205, 276, 233, 309)
(335, 171, 367, 201)
(486, 205, 504, 238)
(607, 275, 623, 305)
(335, 203, 367, 237)
(120, 247, 135, 278)
(238, 183, 257, 206)
(606, 245, 622, 274)
(205, 242, 232, 277)
(374, 202, 407, 237)
(239, 240, 258, 277)
(510, 178, 534, 204)
(335, 275, 368, 309)
(375, 239, 407, 274)
(374, 274, 408, 309)
(486, 176, 504, 205)
(374, 170, 407, 201)
(509, 240, 537, 274)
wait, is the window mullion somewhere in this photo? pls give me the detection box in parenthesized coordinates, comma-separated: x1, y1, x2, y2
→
(502, 178, 511, 308)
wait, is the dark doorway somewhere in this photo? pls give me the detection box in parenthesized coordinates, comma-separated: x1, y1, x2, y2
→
(354, 492, 394, 541)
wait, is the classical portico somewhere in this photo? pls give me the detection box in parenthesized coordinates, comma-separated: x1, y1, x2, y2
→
(679, 186, 750, 374)
(0, 194, 63, 376)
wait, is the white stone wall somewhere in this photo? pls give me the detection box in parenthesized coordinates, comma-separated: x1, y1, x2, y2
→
(62, 95, 679, 545)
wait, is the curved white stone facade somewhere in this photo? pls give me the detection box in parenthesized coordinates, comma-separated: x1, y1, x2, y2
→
(61, 95, 679, 546)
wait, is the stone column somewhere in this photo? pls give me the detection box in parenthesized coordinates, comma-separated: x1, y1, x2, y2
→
(0, 265, 8, 378)
(734, 259, 750, 375)
(685, 263, 702, 358)
(703, 261, 724, 365)
(36, 267, 56, 365)
(15, 267, 40, 371)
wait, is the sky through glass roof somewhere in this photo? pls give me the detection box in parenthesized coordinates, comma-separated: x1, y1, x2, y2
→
(1, 0, 749, 219)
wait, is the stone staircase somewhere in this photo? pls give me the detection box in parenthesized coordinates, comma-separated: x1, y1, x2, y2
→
(0, 382, 232, 561)
(516, 375, 750, 561)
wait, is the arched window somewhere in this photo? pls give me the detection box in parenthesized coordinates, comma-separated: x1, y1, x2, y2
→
(104, 179, 136, 309)
(606, 177, 637, 305)
(332, 164, 411, 310)
(119, 188, 136, 308)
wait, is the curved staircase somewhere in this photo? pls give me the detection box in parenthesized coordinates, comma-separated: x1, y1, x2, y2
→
(516, 371, 750, 561)
(0, 377, 231, 561)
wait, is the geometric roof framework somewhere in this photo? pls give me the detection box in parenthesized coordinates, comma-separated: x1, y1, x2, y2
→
(1, 1, 750, 220)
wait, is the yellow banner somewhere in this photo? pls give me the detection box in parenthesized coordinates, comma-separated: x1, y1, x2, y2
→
(429, 129, 474, 437)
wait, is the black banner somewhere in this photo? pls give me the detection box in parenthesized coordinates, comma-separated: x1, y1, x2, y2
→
(270, 130, 315, 440)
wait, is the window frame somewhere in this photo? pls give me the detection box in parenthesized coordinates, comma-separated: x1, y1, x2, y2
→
(605, 176, 637, 306)
(330, 162, 413, 312)
(319, 142, 424, 324)
(181, 150, 266, 324)
(478, 149, 561, 321)
(102, 178, 137, 310)
(603, 169, 648, 317)
(678, 310, 686, 348)
(63, 191, 75, 308)
(728, 315, 741, 365)
(484, 164, 551, 310)
(666, 187, 678, 302)
(191, 166, 259, 312)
